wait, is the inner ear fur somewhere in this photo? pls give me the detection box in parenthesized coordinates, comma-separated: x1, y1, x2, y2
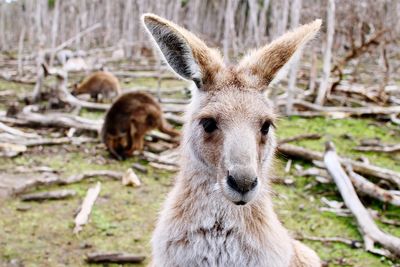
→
(142, 13, 224, 89)
(238, 19, 322, 88)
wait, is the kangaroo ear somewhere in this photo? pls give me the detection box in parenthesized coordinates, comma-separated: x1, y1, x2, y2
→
(238, 19, 322, 89)
(142, 13, 224, 89)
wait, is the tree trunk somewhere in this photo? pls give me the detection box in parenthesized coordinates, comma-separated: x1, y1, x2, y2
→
(286, 0, 303, 115)
(315, 0, 335, 105)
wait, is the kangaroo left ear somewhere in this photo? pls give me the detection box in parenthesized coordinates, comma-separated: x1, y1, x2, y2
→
(238, 19, 322, 89)
(142, 13, 224, 90)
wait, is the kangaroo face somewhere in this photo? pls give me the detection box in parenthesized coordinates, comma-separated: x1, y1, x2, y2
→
(143, 14, 320, 205)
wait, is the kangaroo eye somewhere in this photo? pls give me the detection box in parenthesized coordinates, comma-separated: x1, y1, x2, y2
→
(200, 118, 218, 133)
(261, 121, 271, 135)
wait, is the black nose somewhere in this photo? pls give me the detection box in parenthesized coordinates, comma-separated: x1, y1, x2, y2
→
(227, 174, 258, 194)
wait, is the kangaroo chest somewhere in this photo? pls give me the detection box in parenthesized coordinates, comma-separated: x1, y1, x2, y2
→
(161, 220, 265, 267)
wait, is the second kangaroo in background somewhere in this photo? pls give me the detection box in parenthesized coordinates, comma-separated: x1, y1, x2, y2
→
(101, 91, 180, 160)
(72, 71, 121, 102)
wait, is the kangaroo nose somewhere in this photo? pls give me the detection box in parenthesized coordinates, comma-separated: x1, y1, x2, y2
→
(227, 173, 258, 194)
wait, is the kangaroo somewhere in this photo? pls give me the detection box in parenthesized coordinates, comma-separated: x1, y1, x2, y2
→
(72, 71, 121, 102)
(143, 14, 322, 267)
(101, 91, 180, 160)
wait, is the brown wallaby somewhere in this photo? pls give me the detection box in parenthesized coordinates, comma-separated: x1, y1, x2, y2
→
(72, 71, 121, 102)
(143, 13, 322, 267)
(101, 91, 180, 160)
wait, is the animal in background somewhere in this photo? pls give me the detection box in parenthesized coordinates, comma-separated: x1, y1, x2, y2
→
(72, 71, 121, 102)
(101, 92, 180, 160)
(143, 14, 321, 267)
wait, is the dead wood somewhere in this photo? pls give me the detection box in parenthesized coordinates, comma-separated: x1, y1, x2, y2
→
(21, 189, 76, 201)
(297, 235, 362, 249)
(164, 113, 185, 125)
(149, 162, 179, 172)
(12, 175, 61, 195)
(278, 133, 321, 145)
(121, 169, 141, 187)
(345, 165, 400, 206)
(20, 136, 98, 147)
(86, 252, 145, 264)
(131, 163, 148, 174)
(0, 105, 102, 133)
(74, 182, 101, 234)
(61, 170, 123, 185)
(0, 121, 39, 138)
(148, 131, 179, 144)
(13, 170, 124, 195)
(354, 144, 400, 153)
(368, 210, 400, 227)
(142, 151, 178, 167)
(0, 143, 27, 157)
(293, 100, 400, 116)
(324, 141, 400, 258)
(278, 144, 400, 188)
(390, 114, 400, 125)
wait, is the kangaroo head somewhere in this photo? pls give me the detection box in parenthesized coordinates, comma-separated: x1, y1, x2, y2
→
(143, 14, 321, 205)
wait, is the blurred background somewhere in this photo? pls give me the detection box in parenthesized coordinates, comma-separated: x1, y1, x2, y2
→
(0, 0, 399, 266)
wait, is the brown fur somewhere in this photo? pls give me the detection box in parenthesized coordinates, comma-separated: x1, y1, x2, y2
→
(101, 91, 180, 160)
(72, 71, 121, 102)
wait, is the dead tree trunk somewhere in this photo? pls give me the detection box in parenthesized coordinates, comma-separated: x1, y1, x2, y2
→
(315, 0, 335, 105)
(223, 0, 239, 62)
(49, 0, 61, 67)
(286, 0, 303, 114)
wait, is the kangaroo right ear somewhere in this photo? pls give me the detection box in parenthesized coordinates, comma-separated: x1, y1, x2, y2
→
(142, 13, 224, 90)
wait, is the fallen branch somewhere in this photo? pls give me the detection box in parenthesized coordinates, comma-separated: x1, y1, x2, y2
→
(21, 189, 76, 201)
(0, 121, 39, 138)
(297, 235, 362, 249)
(324, 141, 400, 258)
(61, 170, 123, 185)
(346, 165, 400, 206)
(278, 133, 321, 145)
(0, 105, 102, 133)
(86, 252, 145, 264)
(278, 144, 400, 188)
(293, 99, 400, 116)
(353, 144, 400, 153)
(74, 182, 101, 234)
(149, 162, 179, 172)
(0, 143, 26, 157)
(12, 170, 123, 195)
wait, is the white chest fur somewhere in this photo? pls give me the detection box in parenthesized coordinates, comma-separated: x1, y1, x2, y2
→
(151, 182, 293, 267)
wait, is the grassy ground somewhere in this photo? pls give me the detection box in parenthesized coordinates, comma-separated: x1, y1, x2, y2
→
(0, 78, 399, 267)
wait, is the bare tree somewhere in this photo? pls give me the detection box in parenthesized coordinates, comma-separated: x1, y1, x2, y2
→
(286, 0, 303, 114)
(315, 0, 335, 105)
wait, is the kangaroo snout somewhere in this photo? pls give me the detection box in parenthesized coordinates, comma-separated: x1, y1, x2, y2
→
(226, 167, 258, 196)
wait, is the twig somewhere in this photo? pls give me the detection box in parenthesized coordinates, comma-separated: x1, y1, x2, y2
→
(74, 182, 101, 234)
(353, 144, 400, 153)
(61, 170, 123, 185)
(278, 133, 321, 145)
(297, 235, 362, 249)
(86, 252, 145, 264)
(21, 189, 76, 201)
